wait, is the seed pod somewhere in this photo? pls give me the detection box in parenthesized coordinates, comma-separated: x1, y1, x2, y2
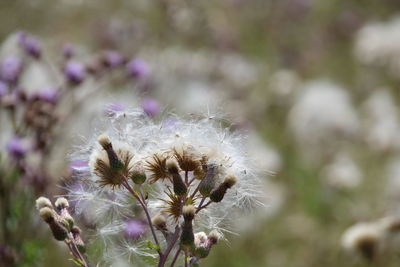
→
(198, 164, 218, 197)
(180, 205, 195, 250)
(209, 174, 237, 202)
(98, 134, 124, 170)
(131, 163, 147, 184)
(167, 159, 187, 196)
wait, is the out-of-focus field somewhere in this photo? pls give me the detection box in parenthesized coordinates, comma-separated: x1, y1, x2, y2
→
(2, 0, 400, 266)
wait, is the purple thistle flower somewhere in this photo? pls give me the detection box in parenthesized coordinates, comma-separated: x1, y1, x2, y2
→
(103, 50, 124, 68)
(162, 116, 178, 129)
(64, 60, 86, 85)
(0, 56, 23, 84)
(0, 81, 8, 97)
(62, 43, 75, 59)
(105, 102, 125, 116)
(126, 58, 150, 79)
(69, 160, 89, 175)
(141, 97, 160, 117)
(36, 88, 58, 104)
(18, 32, 42, 59)
(6, 136, 29, 159)
(124, 219, 146, 239)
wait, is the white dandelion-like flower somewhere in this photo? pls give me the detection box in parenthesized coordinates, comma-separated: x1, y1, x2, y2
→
(63, 107, 263, 266)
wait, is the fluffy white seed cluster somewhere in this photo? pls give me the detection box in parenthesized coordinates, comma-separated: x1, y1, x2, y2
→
(288, 80, 359, 160)
(67, 108, 263, 265)
(341, 217, 400, 261)
(355, 16, 400, 76)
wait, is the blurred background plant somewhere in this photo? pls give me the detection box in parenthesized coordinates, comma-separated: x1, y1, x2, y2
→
(2, 0, 400, 266)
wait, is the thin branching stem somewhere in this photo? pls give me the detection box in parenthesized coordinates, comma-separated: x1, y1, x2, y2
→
(122, 180, 161, 255)
(169, 248, 181, 267)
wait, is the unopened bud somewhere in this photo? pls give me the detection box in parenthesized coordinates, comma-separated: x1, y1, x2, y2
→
(167, 159, 187, 196)
(97, 134, 124, 170)
(182, 205, 195, 221)
(49, 220, 68, 241)
(36, 197, 53, 210)
(39, 207, 55, 223)
(180, 206, 195, 250)
(199, 164, 218, 197)
(207, 230, 220, 245)
(209, 173, 237, 202)
(152, 214, 167, 231)
(97, 134, 112, 149)
(55, 197, 69, 210)
(131, 163, 147, 184)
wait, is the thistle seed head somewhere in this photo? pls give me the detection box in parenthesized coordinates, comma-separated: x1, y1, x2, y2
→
(173, 145, 200, 172)
(146, 154, 169, 183)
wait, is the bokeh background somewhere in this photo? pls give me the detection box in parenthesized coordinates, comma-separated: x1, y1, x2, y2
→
(2, 0, 400, 266)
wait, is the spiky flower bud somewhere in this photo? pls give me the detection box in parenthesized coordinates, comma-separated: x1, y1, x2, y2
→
(55, 197, 69, 210)
(209, 173, 237, 202)
(36, 197, 53, 210)
(152, 214, 167, 231)
(199, 164, 218, 197)
(167, 159, 187, 196)
(130, 162, 147, 184)
(181, 205, 195, 250)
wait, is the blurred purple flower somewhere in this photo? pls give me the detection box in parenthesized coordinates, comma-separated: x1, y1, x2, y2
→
(64, 60, 86, 85)
(63, 43, 75, 59)
(105, 102, 125, 116)
(18, 32, 42, 59)
(6, 136, 29, 159)
(124, 219, 146, 239)
(37, 88, 58, 103)
(0, 81, 8, 97)
(69, 160, 89, 175)
(162, 116, 178, 129)
(126, 58, 150, 79)
(0, 56, 23, 84)
(141, 98, 160, 117)
(103, 50, 124, 68)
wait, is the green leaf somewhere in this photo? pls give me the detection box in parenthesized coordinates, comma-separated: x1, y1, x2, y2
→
(70, 258, 85, 266)
(146, 240, 160, 251)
